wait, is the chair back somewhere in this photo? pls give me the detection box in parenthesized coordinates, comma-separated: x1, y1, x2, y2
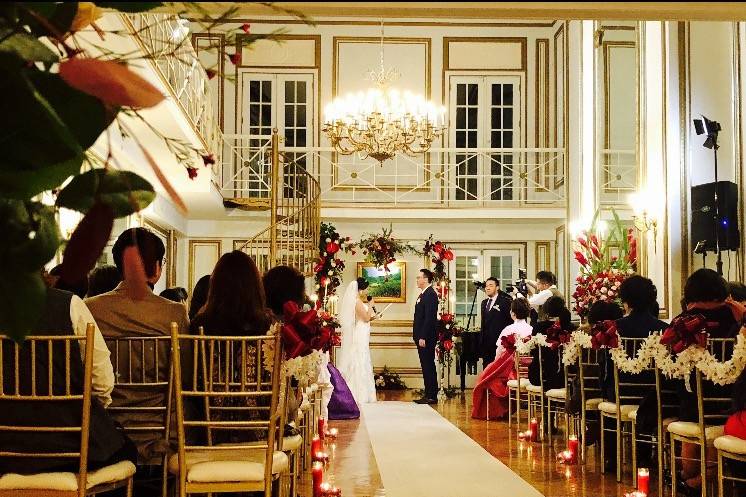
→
(105, 335, 173, 464)
(578, 347, 603, 407)
(171, 324, 285, 494)
(0, 325, 95, 497)
(513, 347, 532, 384)
(695, 337, 736, 428)
(613, 337, 656, 407)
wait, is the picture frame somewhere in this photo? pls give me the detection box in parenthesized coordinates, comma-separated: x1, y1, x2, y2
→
(356, 261, 407, 303)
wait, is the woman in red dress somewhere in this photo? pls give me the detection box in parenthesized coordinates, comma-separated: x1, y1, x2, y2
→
(472, 298, 533, 420)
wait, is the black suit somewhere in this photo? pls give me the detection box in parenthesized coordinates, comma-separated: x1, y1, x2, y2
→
(413, 286, 439, 399)
(479, 292, 512, 367)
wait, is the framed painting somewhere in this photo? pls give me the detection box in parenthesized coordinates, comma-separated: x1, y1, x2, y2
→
(356, 261, 406, 303)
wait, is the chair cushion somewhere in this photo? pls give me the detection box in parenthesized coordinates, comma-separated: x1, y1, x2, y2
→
(506, 378, 530, 390)
(585, 398, 603, 410)
(628, 409, 638, 422)
(715, 435, 746, 455)
(0, 460, 135, 491)
(168, 449, 288, 483)
(667, 421, 724, 441)
(545, 388, 566, 399)
(598, 402, 638, 421)
(525, 383, 543, 393)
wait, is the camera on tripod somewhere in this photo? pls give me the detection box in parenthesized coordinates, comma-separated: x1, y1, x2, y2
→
(505, 268, 529, 296)
(473, 280, 486, 289)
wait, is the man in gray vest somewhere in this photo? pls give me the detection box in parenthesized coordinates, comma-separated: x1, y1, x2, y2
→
(526, 271, 563, 322)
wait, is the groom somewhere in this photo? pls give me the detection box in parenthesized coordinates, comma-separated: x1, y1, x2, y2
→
(413, 268, 439, 404)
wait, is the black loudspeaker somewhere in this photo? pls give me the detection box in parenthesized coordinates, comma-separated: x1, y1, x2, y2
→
(690, 181, 740, 252)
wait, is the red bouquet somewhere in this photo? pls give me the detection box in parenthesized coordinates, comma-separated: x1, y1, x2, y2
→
(500, 333, 519, 353)
(590, 320, 619, 349)
(545, 321, 572, 350)
(280, 302, 337, 358)
(660, 313, 716, 354)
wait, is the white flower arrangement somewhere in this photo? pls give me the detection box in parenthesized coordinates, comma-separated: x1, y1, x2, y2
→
(515, 334, 549, 354)
(561, 330, 593, 366)
(260, 322, 326, 384)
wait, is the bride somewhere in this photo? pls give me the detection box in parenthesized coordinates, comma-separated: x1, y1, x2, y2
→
(337, 277, 378, 405)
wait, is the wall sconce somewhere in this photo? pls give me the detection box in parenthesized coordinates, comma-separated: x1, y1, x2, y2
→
(629, 191, 659, 252)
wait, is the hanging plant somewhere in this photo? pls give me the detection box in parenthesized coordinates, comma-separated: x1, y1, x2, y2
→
(359, 224, 417, 274)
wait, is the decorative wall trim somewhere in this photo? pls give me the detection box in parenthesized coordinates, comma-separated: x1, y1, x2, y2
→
(192, 32, 225, 130)
(188, 239, 222, 293)
(535, 38, 550, 191)
(236, 33, 321, 69)
(142, 218, 176, 288)
(535, 241, 552, 273)
(371, 319, 413, 328)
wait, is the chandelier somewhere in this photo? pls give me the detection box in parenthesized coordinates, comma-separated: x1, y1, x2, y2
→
(322, 21, 446, 164)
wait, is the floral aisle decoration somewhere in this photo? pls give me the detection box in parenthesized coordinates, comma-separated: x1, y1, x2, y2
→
(436, 313, 462, 368)
(374, 366, 408, 390)
(421, 235, 454, 301)
(571, 210, 637, 320)
(314, 222, 356, 308)
(359, 225, 417, 275)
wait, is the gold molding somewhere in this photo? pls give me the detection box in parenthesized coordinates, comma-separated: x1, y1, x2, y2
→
(371, 320, 413, 328)
(555, 224, 568, 297)
(535, 38, 551, 192)
(660, 22, 671, 320)
(331, 36, 433, 191)
(357, 261, 407, 303)
(142, 218, 176, 289)
(372, 367, 422, 377)
(535, 241, 551, 273)
(679, 22, 690, 288)
(236, 33, 321, 69)
(195, 18, 559, 28)
(192, 32, 225, 130)
(735, 22, 745, 281)
(443, 37, 528, 72)
(188, 239, 222, 295)
(370, 342, 417, 349)
(553, 22, 567, 189)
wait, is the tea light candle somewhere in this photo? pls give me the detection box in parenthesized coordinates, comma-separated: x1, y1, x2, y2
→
(637, 468, 649, 494)
(312, 462, 324, 497)
(313, 451, 329, 464)
(311, 435, 322, 456)
(318, 417, 326, 440)
(568, 435, 578, 460)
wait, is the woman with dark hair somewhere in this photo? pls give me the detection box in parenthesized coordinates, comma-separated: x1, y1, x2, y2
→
(528, 296, 571, 390)
(263, 265, 306, 319)
(86, 265, 121, 298)
(49, 264, 88, 299)
(674, 269, 745, 494)
(471, 298, 533, 419)
(160, 287, 188, 304)
(190, 251, 271, 336)
(189, 275, 210, 321)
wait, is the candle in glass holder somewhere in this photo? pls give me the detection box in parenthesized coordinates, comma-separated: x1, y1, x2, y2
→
(529, 418, 539, 442)
(311, 435, 322, 456)
(312, 462, 324, 497)
(326, 427, 339, 439)
(313, 451, 329, 464)
(318, 417, 326, 440)
(568, 435, 578, 461)
(637, 468, 649, 494)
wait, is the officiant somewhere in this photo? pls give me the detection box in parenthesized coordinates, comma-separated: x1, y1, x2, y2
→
(479, 277, 513, 367)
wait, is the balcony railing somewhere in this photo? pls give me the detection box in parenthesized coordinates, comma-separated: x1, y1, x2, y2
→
(123, 13, 222, 169)
(221, 138, 567, 208)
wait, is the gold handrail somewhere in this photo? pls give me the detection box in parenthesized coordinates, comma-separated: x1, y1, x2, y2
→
(237, 130, 321, 276)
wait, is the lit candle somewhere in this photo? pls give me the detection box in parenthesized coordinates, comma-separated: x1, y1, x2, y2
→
(530, 418, 539, 442)
(568, 435, 578, 462)
(311, 435, 322, 456)
(312, 462, 324, 497)
(328, 486, 342, 497)
(313, 451, 329, 464)
(318, 417, 326, 440)
(325, 427, 339, 440)
(637, 468, 650, 495)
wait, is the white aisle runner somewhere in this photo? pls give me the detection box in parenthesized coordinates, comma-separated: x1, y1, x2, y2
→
(362, 402, 543, 497)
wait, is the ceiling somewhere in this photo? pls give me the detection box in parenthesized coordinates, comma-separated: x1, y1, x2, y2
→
(163, 2, 746, 21)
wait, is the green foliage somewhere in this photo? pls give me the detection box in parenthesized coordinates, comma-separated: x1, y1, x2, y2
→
(95, 2, 162, 12)
(56, 169, 156, 217)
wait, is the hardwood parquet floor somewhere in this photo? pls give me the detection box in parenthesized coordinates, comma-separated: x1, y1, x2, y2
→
(298, 390, 643, 497)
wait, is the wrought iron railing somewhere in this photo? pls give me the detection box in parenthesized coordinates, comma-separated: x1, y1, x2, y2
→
(122, 13, 222, 170)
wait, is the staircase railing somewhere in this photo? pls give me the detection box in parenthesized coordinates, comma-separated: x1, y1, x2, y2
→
(236, 131, 321, 276)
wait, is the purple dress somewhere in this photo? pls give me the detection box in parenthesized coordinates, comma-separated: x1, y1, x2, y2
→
(327, 363, 360, 420)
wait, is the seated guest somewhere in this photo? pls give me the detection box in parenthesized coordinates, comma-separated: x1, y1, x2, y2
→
(263, 265, 308, 320)
(49, 263, 88, 299)
(675, 269, 744, 494)
(528, 296, 571, 390)
(189, 274, 210, 320)
(160, 287, 188, 304)
(729, 281, 746, 305)
(0, 288, 135, 474)
(471, 298, 533, 420)
(85, 228, 189, 464)
(87, 265, 121, 298)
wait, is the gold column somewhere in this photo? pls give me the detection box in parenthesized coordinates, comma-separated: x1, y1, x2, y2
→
(270, 128, 280, 267)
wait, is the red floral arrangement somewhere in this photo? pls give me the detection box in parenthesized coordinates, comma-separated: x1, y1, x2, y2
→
(545, 321, 572, 350)
(359, 225, 416, 275)
(280, 301, 338, 359)
(571, 210, 637, 319)
(500, 333, 528, 354)
(660, 313, 717, 354)
(314, 222, 356, 305)
(436, 313, 463, 365)
(590, 320, 619, 349)
(422, 235, 454, 300)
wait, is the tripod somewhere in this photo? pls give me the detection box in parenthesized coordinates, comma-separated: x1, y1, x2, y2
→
(694, 116, 724, 275)
(459, 284, 482, 391)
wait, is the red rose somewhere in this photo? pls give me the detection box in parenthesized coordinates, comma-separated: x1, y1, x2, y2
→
(443, 249, 454, 261)
(326, 242, 339, 255)
(443, 339, 454, 351)
(433, 242, 443, 254)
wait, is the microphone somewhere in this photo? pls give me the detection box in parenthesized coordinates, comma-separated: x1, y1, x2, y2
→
(367, 295, 378, 313)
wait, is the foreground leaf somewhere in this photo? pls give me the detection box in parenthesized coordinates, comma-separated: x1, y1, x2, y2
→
(0, 271, 46, 342)
(0, 199, 60, 272)
(0, 154, 82, 200)
(59, 202, 114, 285)
(122, 245, 149, 300)
(0, 28, 59, 63)
(19, 2, 78, 38)
(59, 58, 165, 109)
(95, 2, 163, 12)
(56, 168, 156, 217)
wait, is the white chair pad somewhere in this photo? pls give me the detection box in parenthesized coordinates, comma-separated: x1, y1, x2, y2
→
(667, 421, 724, 441)
(628, 409, 639, 422)
(525, 383, 543, 393)
(168, 449, 288, 483)
(545, 388, 566, 399)
(506, 379, 530, 390)
(585, 398, 603, 410)
(0, 460, 135, 491)
(715, 435, 746, 455)
(598, 402, 638, 421)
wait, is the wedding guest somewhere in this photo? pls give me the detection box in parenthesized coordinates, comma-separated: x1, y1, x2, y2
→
(189, 274, 210, 320)
(87, 265, 121, 298)
(49, 263, 88, 299)
(0, 287, 135, 474)
(729, 281, 746, 305)
(263, 265, 307, 319)
(674, 268, 745, 494)
(471, 298, 533, 420)
(160, 286, 188, 304)
(86, 227, 189, 463)
(528, 296, 570, 391)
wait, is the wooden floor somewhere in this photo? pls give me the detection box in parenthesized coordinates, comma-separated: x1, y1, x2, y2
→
(298, 390, 639, 497)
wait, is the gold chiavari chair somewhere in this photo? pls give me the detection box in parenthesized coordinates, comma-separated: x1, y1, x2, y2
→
(0, 325, 136, 497)
(599, 337, 654, 482)
(105, 335, 173, 497)
(169, 324, 289, 497)
(578, 347, 604, 462)
(506, 348, 532, 428)
(669, 337, 736, 497)
(526, 345, 547, 441)
(715, 433, 746, 497)
(545, 346, 572, 446)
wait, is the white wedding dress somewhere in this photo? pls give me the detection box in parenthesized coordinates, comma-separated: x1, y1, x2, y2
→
(337, 281, 377, 405)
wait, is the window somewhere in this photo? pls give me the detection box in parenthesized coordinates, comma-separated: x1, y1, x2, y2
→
(449, 76, 521, 202)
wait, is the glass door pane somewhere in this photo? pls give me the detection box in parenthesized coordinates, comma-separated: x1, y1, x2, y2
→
(453, 253, 482, 327)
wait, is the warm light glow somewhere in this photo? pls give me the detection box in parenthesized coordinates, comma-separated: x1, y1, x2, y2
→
(310, 294, 319, 302)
